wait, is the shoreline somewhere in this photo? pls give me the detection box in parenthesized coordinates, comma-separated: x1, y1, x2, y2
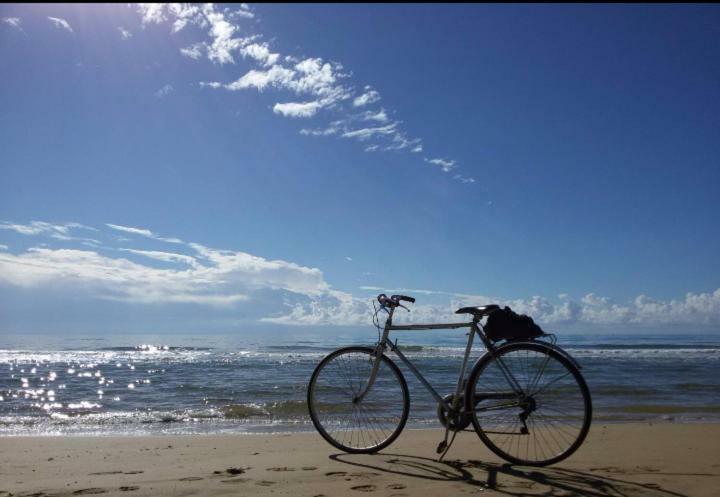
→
(3, 416, 720, 438)
(1, 423, 719, 496)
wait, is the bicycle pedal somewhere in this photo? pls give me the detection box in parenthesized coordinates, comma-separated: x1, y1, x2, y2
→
(436, 440, 447, 454)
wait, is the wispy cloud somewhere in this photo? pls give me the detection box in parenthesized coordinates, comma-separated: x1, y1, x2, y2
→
(136, 4, 472, 184)
(118, 26, 132, 40)
(0, 221, 331, 307)
(180, 43, 203, 60)
(273, 100, 323, 118)
(453, 174, 475, 184)
(362, 109, 389, 123)
(2, 220, 719, 326)
(341, 122, 398, 141)
(0, 221, 96, 237)
(2, 17, 25, 34)
(118, 248, 199, 267)
(353, 87, 381, 107)
(154, 84, 174, 98)
(425, 157, 456, 172)
(105, 223, 182, 244)
(47, 16, 73, 33)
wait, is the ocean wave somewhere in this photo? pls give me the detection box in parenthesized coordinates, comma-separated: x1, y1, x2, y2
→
(97, 345, 213, 352)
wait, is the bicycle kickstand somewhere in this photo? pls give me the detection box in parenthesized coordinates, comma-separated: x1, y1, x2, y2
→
(436, 425, 458, 462)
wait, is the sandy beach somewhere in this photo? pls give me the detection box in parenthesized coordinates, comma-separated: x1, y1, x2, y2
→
(1, 423, 718, 497)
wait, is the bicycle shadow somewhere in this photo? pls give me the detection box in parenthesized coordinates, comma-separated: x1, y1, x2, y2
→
(329, 452, 690, 497)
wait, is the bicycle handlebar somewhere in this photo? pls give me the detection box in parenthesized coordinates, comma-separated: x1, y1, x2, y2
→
(377, 293, 416, 307)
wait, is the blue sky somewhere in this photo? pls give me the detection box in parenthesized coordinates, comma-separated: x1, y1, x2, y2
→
(1, 4, 719, 333)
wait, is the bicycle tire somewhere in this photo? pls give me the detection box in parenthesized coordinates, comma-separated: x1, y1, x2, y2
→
(308, 346, 410, 453)
(466, 342, 592, 466)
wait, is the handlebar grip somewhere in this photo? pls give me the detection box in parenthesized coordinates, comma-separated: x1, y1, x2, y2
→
(392, 294, 416, 304)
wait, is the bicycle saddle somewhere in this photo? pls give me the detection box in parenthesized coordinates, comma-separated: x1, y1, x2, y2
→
(455, 305, 500, 317)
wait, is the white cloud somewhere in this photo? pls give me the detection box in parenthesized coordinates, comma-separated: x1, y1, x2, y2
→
(273, 100, 323, 118)
(105, 223, 182, 244)
(300, 123, 341, 136)
(105, 223, 153, 237)
(425, 157, 456, 172)
(261, 290, 373, 326)
(384, 134, 422, 152)
(2, 220, 720, 327)
(133, 3, 471, 185)
(453, 174, 475, 184)
(345, 256, 353, 262)
(203, 4, 245, 64)
(351, 286, 720, 327)
(240, 42, 280, 67)
(118, 26, 132, 40)
(47, 16, 73, 33)
(154, 84, 174, 98)
(118, 248, 199, 267)
(224, 65, 296, 91)
(353, 87, 380, 107)
(199, 81, 222, 89)
(168, 3, 202, 33)
(342, 122, 398, 141)
(137, 4, 167, 25)
(0, 221, 95, 237)
(0, 223, 331, 308)
(229, 4, 255, 20)
(2, 17, 24, 34)
(362, 109, 388, 122)
(180, 43, 204, 60)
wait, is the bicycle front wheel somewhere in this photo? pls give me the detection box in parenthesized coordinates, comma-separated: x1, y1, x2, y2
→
(467, 342, 592, 466)
(307, 346, 409, 453)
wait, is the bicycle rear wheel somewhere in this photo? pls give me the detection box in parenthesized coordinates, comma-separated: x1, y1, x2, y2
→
(308, 346, 409, 453)
(467, 342, 591, 466)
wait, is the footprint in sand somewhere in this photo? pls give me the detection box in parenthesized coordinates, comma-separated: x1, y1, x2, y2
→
(350, 472, 381, 478)
(255, 480, 276, 486)
(226, 467, 247, 475)
(124, 471, 144, 475)
(88, 471, 123, 476)
(267, 467, 296, 472)
(387, 484, 406, 490)
(350, 484, 376, 492)
(221, 478, 251, 484)
(325, 471, 347, 477)
(302, 466, 318, 471)
(178, 476, 204, 481)
(589, 466, 623, 473)
(73, 489, 108, 495)
(118, 486, 139, 492)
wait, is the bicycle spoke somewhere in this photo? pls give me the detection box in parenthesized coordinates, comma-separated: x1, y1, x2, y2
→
(309, 348, 408, 452)
(469, 343, 591, 465)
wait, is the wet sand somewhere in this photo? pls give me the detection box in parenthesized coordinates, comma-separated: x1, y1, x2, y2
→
(1, 423, 719, 497)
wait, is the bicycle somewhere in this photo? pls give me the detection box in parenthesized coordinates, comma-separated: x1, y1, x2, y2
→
(307, 293, 592, 466)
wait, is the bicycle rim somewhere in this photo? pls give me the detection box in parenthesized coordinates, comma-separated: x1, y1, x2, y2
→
(468, 342, 592, 466)
(308, 346, 409, 453)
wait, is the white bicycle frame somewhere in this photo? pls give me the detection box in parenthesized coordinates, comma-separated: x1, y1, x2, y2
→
(354, 305, 526, 414)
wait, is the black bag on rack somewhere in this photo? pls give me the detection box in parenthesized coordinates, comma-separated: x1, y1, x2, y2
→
(484, 306, 544, 342)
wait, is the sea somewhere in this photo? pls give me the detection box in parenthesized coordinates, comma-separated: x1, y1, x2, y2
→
(1, 329, 719, 436)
